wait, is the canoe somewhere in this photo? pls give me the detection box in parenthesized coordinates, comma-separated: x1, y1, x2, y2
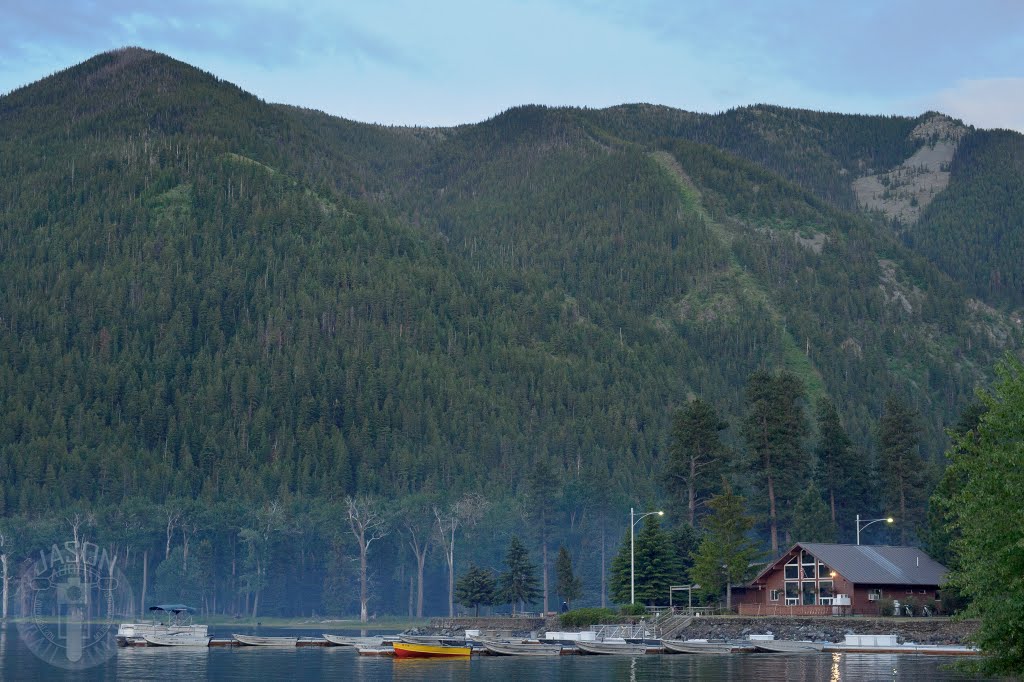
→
(393, 642, 472, 658)
(143, 634, 212, 647)
(662, 639, 736, 654)
(323, 634, 384, 647)
(575, 640, 649, 656)
(482, 641, 562, 656)
(753, 640, 824, 653)
(232, 634, 299, 647)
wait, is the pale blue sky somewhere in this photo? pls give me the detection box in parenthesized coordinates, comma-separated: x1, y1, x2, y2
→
(2, 0, 1022, 130)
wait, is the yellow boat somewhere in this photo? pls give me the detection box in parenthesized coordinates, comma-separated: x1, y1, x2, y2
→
(392, 641, 471, 658)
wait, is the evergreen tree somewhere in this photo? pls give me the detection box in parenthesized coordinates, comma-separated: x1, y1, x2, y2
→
(554, 546, 583, 609)
(742, 370, 810, 554)
(667, 399, 729, 526)
(877, 394, 928, 545)
(947, 356, 1024, 675)
(689, 484, 761, 609)
(608, 515, 680, 605)
(813, 398, 868, 537)
(498, 536, 541, 614)
(455, 563, 496, 616)
(790, 483, 836, 543)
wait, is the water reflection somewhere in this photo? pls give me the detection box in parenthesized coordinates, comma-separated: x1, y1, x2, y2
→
(116, 646, 209, 680)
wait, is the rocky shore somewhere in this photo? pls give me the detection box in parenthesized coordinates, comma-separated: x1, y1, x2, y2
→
(429, 615, 978, 646)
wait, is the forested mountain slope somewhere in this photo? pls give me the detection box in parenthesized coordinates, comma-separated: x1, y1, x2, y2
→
(0, 48, 1020, 616)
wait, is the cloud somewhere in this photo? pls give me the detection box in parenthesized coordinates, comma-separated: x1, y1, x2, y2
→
(0, 1, 416, 74)
(927, 78, 1024, 132)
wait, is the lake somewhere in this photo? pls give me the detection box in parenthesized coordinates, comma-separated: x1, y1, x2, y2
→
(0, 626, 982, 680)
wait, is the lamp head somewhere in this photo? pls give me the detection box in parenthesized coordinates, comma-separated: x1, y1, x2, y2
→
(657, 511, 664, 516)
(886, 517, 894, 523)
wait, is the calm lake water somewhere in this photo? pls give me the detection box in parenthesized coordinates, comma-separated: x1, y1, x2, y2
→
(0, 626, 984, 681)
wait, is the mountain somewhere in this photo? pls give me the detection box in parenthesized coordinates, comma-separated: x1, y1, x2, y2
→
(0, 48, 1020, 616)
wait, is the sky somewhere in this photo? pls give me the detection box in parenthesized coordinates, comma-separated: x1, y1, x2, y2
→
(1, 0, 1022, 131)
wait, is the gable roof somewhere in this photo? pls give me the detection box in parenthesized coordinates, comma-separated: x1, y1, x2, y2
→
(752, 543, 947, 586)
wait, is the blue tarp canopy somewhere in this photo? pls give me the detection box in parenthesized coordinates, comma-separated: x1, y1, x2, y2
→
(148, 604, 195, 613)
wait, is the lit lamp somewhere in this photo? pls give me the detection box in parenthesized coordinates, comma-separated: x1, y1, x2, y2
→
(856, 514, 894, 545)
(630, 508, 664, 604)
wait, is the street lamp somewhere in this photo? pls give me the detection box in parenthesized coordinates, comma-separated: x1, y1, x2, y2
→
(856, 514, 894, 545)
(630, 508, 664, 605)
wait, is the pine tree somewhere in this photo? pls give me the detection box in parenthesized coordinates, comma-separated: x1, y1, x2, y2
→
(877, 394, 928, 545)
(689, 484, 761, 610)
(554, 546, 583, 609)
(790, 483, 836, 542)
(608, 515, 680, 606)
(742, 370, 810, 554)
(813, 398, 868, 537)
(498, 536, 541, 614)
(668, 399, 729, 526)
(455, 563, 496, 616)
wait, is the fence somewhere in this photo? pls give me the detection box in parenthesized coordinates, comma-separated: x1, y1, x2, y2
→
(737, 604, 836, 617)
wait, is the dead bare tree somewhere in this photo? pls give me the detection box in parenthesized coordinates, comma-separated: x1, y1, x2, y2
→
(345, 496, 389, 623)
(433, 493, 488, 617)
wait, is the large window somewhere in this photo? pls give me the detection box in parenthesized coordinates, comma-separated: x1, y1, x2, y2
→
(785, 563, 798, 580)
(802, 552, 816, 579)
(785, 582, 799, 605)
(802, 581, 817, 605)
(818, 580, 834, 605)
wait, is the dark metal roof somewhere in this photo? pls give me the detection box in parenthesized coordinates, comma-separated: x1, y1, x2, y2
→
(753, 543, 947, 586)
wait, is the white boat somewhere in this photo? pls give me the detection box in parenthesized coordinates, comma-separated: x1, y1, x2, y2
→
(575, 640, 649, 655)
(323, 634, 384, 647)
(143, 633, 212, 647)
(356, 645, 395, 656)
(752, 639, 824, 653)
(482, 641, 563, 656)
(232, 633, 299, 647)
(662, 639, 737, 654)
(117, 605, 208, 646)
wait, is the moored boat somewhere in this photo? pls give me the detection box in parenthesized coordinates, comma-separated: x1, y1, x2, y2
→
(143, 633, 212, 647)
(323, 634, 385, 647)
(575, 640, 649, 656)
(392, 642, 472, 658)
(117, 605, 208, 646)
(482, 641, 562, 656)
(662, 639, 737, 655)
(232, 633, 299, 647)
(752, 639, 824, 653)
(356, 645, 396, 656)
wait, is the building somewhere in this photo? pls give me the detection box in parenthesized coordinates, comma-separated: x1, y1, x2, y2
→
(735, 542, 948, 616)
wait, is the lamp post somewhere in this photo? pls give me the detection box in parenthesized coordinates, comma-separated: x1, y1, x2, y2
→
(856, 514, 894, 545)
(630, 508, 664, 605)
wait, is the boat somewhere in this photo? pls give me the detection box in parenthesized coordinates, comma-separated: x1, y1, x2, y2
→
(323, 634, 385, 647)
(142, 633, 212, 647)
(116, 605, 208, 646)
(662, 639, 737, 654)
(399, 634, 468, 647)
(482, 641, 562, 656)
(392, 642, 472, 658)
(232, 634, 299, 647)
(356, 645, 396, 656)
(575, 640, 649, 655)
(752, 639, 825, 653)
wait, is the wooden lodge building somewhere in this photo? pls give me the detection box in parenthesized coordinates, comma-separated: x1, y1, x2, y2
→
(735, 542, 948, 616)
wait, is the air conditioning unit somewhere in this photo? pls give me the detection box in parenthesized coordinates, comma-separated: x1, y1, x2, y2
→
(867, 593, 878, 601)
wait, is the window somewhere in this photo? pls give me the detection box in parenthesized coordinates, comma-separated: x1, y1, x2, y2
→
(906, 589, 913, 594)
(802, 581, 816, 605)
(770, 589, 780, 602)
(803, 563, 816, 579)
(818, 580, 834, 605)
(785, 565, 798, 580)
(785, 582, 799, 605)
